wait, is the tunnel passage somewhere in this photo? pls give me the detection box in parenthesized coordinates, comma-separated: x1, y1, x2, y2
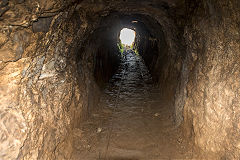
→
(0, 0, 239, 159)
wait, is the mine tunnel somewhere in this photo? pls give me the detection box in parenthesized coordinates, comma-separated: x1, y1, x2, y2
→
(0, 0, 239, 159)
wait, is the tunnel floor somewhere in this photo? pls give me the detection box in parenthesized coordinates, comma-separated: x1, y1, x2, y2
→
(72, 50, 194, 159)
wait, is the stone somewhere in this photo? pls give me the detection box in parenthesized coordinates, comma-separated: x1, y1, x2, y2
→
(0, 58, 29, 160)
(0, 0, 9, 17)
(32, 17, 53, 33)
(0, 0, 239, 159)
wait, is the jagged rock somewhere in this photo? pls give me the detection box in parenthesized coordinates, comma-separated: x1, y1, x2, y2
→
(0, 0, 239, 159)
(32, 17, 53, 33)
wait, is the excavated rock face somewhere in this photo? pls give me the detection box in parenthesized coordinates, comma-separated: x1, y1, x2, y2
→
(0, 1, 98, 159)
(0, 0, 239, 159)
(0, 1, 180, 158)
(175, 0, 240, 159)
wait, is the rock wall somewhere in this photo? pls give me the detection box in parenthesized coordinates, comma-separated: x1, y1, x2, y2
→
(0, 1, 185, 158)
(3, 0, 239, 159)
(0, 1, 103, 159)
(131, 12, 183, 103)
(175, 0, 240, 158)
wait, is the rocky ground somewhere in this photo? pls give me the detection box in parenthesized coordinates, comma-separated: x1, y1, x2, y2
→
(72, 50, 194, 159)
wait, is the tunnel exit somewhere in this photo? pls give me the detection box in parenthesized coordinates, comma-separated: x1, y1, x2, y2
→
(119, 28, 136, 46)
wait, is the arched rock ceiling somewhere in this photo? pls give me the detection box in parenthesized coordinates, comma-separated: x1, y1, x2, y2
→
(0, 0, 185, 28)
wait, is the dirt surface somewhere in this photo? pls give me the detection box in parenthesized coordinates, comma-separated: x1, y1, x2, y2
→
(72, 50, 194, 160)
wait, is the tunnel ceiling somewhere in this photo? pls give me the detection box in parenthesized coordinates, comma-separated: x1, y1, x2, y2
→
(92, 13, 165, 41)
(0, 0, 185, 29)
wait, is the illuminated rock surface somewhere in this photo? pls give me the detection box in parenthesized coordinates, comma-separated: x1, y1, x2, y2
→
(0, 0, 239, 159)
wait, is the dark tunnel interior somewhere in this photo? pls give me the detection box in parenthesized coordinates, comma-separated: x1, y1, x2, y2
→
(0, 0, 239, 159)
(90, 13, 168, 88)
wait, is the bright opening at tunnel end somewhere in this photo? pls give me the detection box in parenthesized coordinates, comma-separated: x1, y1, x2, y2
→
(119, 28, 136, 46)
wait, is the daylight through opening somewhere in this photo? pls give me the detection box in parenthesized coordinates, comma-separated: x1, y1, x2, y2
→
(119, 28, 136, 46)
